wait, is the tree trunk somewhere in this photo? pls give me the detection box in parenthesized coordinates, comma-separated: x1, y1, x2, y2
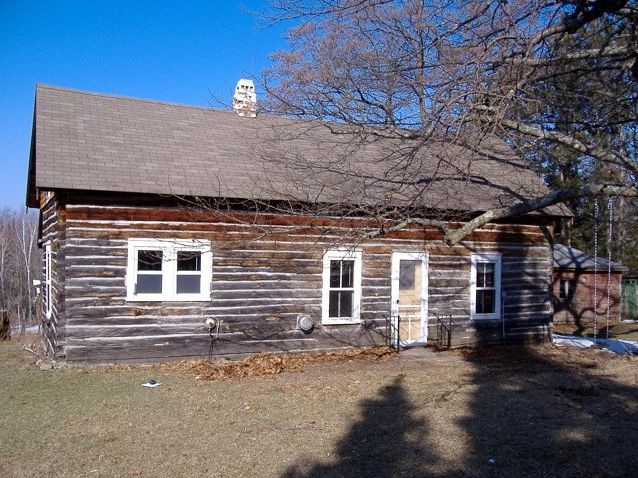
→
(0, 310, 10, 340)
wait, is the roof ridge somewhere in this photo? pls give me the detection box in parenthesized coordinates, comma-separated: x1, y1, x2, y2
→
(35, 83, 235, 115)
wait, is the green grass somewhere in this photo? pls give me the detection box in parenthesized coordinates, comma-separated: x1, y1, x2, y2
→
(2, 338, 638, 477)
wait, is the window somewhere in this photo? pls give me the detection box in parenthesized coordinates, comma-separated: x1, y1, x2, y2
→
(322, 249, 362, 324)
(470, 253, 502, 319)
(400, 261, 416, 289)
(176, 251, 203, 294)
(559, 278, 577, 302)
(43, 242, 52, 318)
(126, 239, 212, 301)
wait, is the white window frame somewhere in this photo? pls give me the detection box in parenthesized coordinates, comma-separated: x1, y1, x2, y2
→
(43, 241, 52, 318)
(126, 239, 212, 302)
(470, 253, 502, 320)
(321, 248, 363, 325)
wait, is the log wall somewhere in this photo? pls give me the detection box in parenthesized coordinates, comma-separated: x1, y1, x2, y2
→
(40, 192, 66, 358)
(48, 197, 555, 362)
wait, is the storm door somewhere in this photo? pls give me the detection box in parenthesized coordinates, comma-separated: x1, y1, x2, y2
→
(390, 252, 428, 347)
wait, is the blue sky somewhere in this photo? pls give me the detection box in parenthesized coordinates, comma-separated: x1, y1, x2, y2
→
(0, 1, 287, 208)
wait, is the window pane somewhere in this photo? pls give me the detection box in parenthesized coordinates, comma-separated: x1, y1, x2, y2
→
(399, 261, 416, 290)
(137, 274, 162, 294)
(339, 290, 353, 317)
(341, 260, 354, 288)
(329, 290, 340, 317)
(328, 290, 353, 318)
(330, 261, 341, 288)
(176, 275, 201, 294)
(177, 251, 201, 271)
(138, 250, 163, 271)
(479, 262, 494, 288)
(476, 290, 495, 314)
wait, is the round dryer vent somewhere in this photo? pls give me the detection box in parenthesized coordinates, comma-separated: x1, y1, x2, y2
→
(297, 315, 315, 333)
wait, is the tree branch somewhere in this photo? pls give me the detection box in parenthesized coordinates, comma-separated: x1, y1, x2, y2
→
(511, 44, 637, 66)
(475, 106, 638, 177)
(444, 183, 637, 245)
(361, 217, 450, 241)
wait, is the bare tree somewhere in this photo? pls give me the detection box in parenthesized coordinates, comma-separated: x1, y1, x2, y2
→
(257, 0, 637, 244)
(0, 208, 40, 332)
(14, 210, 38, 326)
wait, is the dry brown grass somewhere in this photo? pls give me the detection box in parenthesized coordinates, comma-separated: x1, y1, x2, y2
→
(2, 339, 638, 478)
(99, 346, 396, 380)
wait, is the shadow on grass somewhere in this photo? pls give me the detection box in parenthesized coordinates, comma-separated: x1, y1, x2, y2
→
(281, 374, 439, 478)
(460, 340, 638, 477)
(282, 344, 638, 477)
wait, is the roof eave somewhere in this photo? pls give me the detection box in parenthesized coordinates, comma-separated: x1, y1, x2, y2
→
(25, 86, 38, 208)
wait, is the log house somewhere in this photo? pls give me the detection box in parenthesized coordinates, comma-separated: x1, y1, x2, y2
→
(26, 85, 569, 362)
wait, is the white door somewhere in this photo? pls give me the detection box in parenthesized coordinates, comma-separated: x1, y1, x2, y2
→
(391, 252, 428, 347)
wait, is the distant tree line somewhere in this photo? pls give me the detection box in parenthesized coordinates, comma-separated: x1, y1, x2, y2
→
(0, 208, 40, 333)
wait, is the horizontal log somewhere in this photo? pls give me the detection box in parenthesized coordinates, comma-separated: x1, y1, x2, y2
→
(213, 272, 320, 281)
(65, 286, 125, 297)
(502, 268, 550, 277)
(429, 299, 470, 308)
(66, 320, 303, 339)
(211, 280, 320, 291)
(211, 289, 321, 300)
(65, 313, 306, 327)
(65, 268, 125, 279)
(65, 326, 386, 362)
(66, 203, 547, 233)
(66, 302, 330, 320)
(213, 258, 319, 270)
(64, 256, 127, 267)
(65, 315, 393, 340)
(504, 303, 552, 315)
(65, 238, 128, 248)
(66, 317, 396, 344)
(65, 222, 547, 246)
(67, 205, 376, 229)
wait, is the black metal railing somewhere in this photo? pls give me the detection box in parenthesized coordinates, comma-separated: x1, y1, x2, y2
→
(384, 314, 401, 351)
(433, 312, 453, 349)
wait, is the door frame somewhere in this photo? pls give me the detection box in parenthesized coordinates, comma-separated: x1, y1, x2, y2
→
(390, 251, 429, 346)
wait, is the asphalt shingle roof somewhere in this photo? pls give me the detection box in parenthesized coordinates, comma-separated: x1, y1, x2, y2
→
(553, 244, 628, 272)
(27, 84, 569, 216)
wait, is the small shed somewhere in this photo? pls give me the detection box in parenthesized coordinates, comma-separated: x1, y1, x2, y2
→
(553, 244, 628, 327)
(622, 269, 638, 321)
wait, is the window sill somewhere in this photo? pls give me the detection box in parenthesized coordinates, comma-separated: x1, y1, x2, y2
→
(322, 318, 361, 326)
(126, 296, 211, 302)
(471, 314, 501, 321)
